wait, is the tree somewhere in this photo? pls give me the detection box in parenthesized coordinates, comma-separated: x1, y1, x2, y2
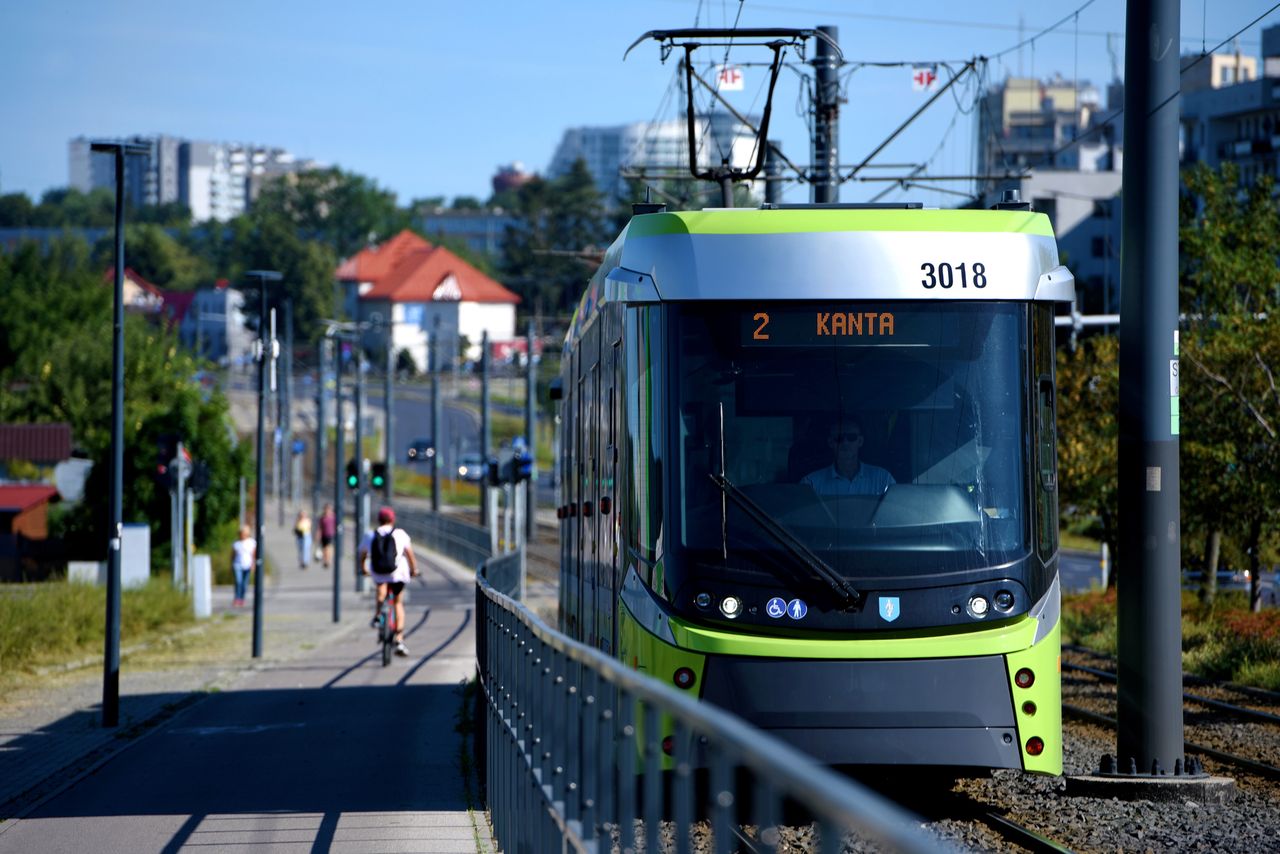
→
(1179, 162, 1280, 611)
(500, 159, 612, 318)
(0, 238, 249, 557)
(92, 224, 210, 291)
(1057, 334, 1120, 583)
(230, 212, 338, 347)
(250, 167, 408, 257)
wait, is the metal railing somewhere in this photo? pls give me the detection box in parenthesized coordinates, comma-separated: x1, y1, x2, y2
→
(476, 557, 941, 854)
(398, 508, 492, 570)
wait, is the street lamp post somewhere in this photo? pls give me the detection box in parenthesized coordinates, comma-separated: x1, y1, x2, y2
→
(91, 139, 148, 728)
(246, 269, 282, 659)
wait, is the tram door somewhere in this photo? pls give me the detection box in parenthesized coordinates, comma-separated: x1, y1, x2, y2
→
(562, 349, 579, 638)
(598, 335, 622, 655)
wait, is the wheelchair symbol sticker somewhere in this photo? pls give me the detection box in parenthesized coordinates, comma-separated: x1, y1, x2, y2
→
(787, 599, 808, 620)
(765, 597, 787, 619)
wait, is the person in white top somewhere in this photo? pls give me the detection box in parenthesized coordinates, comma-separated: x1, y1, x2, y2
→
(801, 418, 896, 497)
(230, 525, 256, 608)
(359, 507, 419, 655)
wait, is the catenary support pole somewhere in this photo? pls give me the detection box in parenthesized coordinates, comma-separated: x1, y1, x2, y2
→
(354, 343, 365, 591)
(480, 330, 491, 527)
(811, 25, 840, 203)
(525, 322, 537, 543)
(246, 271, 282, 658)
(384, 323, 394, 505)
(764, 139, 783, 206)
(314, 338, 327, 520)
(283, 298, 293, 512)
(431, 323, 442, 513)
(1116, 0, 1183, 775)
(333, 342, 344, 623)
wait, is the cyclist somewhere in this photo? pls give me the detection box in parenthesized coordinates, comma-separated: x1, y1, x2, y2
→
(359, 506, 418, 656)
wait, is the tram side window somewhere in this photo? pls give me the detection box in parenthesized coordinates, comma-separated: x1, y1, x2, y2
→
(1033, 306, 1059, 560)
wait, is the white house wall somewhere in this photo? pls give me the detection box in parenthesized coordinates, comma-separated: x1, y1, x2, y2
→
(457, 302, 516, 361)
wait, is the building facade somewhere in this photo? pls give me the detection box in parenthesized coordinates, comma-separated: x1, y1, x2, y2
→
(68, 135, 317, 221)
(976, 76, 1120, 177)
(547, 112, 761, 199)
(1180, 26, 1280, 186)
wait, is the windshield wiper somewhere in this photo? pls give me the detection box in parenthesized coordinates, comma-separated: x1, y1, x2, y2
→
(708, 472, 862, 611)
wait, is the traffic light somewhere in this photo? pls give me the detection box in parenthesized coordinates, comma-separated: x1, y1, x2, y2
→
(346, 459, 359, 489)
(370, 461, 387, 489)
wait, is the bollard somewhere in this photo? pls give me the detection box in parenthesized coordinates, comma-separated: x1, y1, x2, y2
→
(191, 554, 212, 618)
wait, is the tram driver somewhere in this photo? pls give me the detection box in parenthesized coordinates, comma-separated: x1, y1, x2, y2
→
(800, 417, 895, 497)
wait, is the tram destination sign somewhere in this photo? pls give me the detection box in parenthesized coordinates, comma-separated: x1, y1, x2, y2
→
(741, 307, 951, 347)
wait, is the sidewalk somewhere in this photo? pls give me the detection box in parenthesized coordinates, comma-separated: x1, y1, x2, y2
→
(0, 499, 493, 853)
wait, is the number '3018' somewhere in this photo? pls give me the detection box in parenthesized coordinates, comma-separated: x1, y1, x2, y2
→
(921, 262, 987, 289)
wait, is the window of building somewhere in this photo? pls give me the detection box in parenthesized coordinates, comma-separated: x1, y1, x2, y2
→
(1092, 236, 1105, 258)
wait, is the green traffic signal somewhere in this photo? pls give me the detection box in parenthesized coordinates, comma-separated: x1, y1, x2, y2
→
(345, 459, 358, 489)
(370, 461, 387, 488)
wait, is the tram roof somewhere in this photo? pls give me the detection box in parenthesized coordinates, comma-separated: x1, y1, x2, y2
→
(626, 207, 1055, 238)
(563, 205, 1072, 353)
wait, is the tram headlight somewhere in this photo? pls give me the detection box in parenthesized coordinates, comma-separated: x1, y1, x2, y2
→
(993, 590, 1015, 612)
(694, 592, 712, 610)
(719, 596, 742, 619)
(967, 596, 989, 618)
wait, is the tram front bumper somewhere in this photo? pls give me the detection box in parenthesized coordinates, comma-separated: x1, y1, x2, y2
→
(699, 654, 1024, 769)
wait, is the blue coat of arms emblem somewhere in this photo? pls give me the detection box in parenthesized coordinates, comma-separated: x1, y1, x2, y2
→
(878, 596, 901, 622)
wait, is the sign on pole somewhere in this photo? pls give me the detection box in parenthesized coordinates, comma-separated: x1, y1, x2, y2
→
(716, 65, 745, 91)
(911, 65, 939, 92)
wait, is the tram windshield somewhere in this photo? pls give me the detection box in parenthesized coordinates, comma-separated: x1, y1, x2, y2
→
(671, 301, 1029, 586)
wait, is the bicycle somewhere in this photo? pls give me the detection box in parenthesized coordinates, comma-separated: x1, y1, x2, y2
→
(376, 587, 400, 666)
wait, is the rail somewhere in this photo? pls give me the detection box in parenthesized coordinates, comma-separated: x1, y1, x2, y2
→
(475, 552, 942, 854)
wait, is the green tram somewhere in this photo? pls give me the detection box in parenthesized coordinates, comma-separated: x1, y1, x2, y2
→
(552, 203, 1071, 774)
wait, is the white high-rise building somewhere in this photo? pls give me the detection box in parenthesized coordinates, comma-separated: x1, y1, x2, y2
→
(67, 135, 318, 222)
(547, 112, 762, 199)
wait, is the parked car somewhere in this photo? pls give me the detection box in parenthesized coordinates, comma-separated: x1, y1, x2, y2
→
(1181, 568, 1253, 592)
(457, 453, 485, 482)
(406, 438, 435, 462)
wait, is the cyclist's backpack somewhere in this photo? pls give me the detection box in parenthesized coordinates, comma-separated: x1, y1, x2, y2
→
(370, 529, 399, 574)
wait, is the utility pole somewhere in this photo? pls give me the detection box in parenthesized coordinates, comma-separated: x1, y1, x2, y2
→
(525, 322, 537, 543)
(92, 138, 146, 729)
(354, 343, 366, 592)
(246, 270, 282, 659)
(431, 319, 442, 513)
(479, 330, 491, 528)
(384, 321, 394, 505)
(283, 298, 294, 509)
(1116, 0, 1183, 777)
(764, 139, 783, 205)
(811, 25, 841, 203)
(314, 338, 328, 520)
(332, 338, 344, 623)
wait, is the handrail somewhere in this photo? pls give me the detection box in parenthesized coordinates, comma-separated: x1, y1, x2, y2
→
(475, 555, 941, 853)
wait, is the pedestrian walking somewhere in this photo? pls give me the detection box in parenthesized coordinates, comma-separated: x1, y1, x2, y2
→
(231, 524, 255, 607)
(319, 503, 336, 568)
(294, 509, 313, 569)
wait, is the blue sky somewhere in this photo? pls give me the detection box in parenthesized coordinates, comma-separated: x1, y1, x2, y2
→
(2, 0, 1277, 208)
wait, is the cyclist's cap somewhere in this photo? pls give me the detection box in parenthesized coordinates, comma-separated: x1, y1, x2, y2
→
(378, 507, 395, 524)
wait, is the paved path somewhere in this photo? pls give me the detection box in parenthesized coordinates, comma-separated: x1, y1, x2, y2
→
(0, 499, 491, 854)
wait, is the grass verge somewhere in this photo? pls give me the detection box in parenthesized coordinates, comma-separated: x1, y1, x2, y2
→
(0, 578, 196, 679)
(1063, 588, 1280, 689)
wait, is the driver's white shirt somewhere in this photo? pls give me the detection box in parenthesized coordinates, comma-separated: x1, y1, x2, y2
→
(801, 463, 895, 496)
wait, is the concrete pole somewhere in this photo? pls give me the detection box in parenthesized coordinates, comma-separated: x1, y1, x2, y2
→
(384, 327, 394, 505)
(525, 322, 537, 542)
(431, 325, 442, 513)
(480, 330, 491, 527)
(1116, 0, 1183, 776)
(333, 350, 345, 623)
(283, 298, 293, 511)
(314, 338, 327, 520)
(811, 25, 840, 203)
(355, 345, 365, 592)
(765, 139, 783, 205)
